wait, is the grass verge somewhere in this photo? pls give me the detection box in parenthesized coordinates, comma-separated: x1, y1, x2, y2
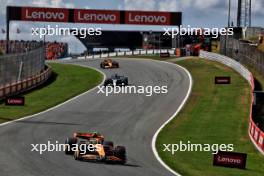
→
(157, 59, 264, 176)
(0, 63, 103, 123)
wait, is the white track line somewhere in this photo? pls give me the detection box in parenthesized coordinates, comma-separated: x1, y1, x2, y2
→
(151, 61, 193, 176)
(0, 64, 106, 127)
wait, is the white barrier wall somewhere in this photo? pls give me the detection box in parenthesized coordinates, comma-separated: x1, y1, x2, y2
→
(109, 53, 117, 57)
(78, 49, 175, 60)
(200, 51, 252, 83)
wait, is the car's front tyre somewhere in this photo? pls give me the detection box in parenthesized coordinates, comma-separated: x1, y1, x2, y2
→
(74, 150, 80, 160)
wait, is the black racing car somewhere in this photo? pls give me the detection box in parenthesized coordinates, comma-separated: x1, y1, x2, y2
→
(104, 74, 128, 86)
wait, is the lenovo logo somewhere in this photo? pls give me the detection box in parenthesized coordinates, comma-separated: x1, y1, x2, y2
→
(213, 151, 247, 169)
(215, 76, 231, 84)
(5, 97, 25, 106)
(11, 7, 180, 25)
(25, 10, 65, 20)
(74, 10, 120, 24)
(125, 11, 170, 25)
(22, 7, 68, 22)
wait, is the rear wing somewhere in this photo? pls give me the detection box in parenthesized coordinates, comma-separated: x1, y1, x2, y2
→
(73, 132, 104, 140)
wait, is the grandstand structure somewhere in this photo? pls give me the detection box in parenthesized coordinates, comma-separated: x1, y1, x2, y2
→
(0, 40, 42, 54)
(45, 42, 68, 60)
(0, 40, 68, 60)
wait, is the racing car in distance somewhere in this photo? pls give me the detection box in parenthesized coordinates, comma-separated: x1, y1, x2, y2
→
(104, 74, 128, 86)
(100, 59, 119, 69)
(65, 132, 126, 164)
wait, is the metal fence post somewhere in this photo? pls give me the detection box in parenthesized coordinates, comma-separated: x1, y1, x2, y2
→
(17, 59, 24, 82)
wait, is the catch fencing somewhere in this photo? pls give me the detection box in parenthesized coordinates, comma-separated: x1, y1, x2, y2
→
(200, 51, 264, 155)
(0, 46, 51, 100)
(0, 66, 52, 100)
(220, 37, 264, 76)
(0, 47, 45, 86)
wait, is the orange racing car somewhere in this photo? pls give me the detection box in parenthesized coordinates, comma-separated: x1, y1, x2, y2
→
(65, 132, 126, 164)
(100, 59, 119, 69)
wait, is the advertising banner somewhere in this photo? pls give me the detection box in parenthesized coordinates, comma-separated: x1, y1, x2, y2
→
(8, 6, 181, 26)
(124, 11, 170, 25)
(213, 151, 247, 169)
(74, 9, 120, 24)
(21, 7, 69, 22)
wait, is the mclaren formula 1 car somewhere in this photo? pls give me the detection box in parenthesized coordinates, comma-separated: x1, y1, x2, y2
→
(65, 132, 126, 164)
(104, 74, 128, 86)
(100, 59, 119, 69)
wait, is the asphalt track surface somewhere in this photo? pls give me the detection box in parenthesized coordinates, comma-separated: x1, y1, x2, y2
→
(0, 58, 190, 176)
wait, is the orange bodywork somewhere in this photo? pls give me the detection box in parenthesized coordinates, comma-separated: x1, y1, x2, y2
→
(103, 59, 113, 64)
(71, 132, 125, 163)
(101, 59, 119, 68)
(96, 144, 105, 157)
(103, 59, 113, 67)
(73, 132, 104, 142)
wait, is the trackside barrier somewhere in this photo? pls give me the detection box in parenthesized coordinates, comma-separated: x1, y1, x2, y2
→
(101, 54, 108, 58)
(126, 51, 133, 56)
(0, 65, 52, 101)
(109, 53, 117, 57)
(78, 49, 176, 60)
(200, 51, 264, 154)
(117, 52, 125, 56)
(133, 51, 140, 55)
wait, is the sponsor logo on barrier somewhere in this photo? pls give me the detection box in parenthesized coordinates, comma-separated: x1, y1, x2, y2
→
(5, 96, 25, 106)
(125, 11, 170, 25)
(213, 151, 247, 169)
(160, 52, 170, 58)
(22, 7, 69, 22)
(74, 9, 120, 24)
(215, 76, 231, 84)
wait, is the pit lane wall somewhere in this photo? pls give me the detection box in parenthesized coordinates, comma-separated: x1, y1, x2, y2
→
(199, 51, 264, 155)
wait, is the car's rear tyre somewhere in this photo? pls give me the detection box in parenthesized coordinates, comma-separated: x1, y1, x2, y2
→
(114, 62, 119, 68)
(124, 79, 128, 86)
(104, 80, 113, 87)
(74, 150, 80, 160)
(114, 146, 126, 164)
(100, 63, 105, 69)
(103, 141, 114, 147)
(65, 137, 77, 155)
